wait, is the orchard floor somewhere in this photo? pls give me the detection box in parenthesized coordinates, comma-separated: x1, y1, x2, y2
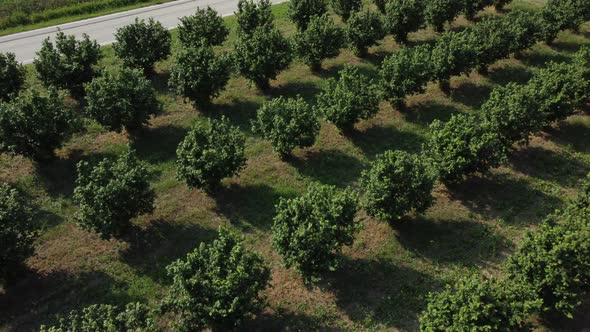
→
(1, 1, 590, 331)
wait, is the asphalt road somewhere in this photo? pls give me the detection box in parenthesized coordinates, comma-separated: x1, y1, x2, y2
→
(0, 0, 288, 64)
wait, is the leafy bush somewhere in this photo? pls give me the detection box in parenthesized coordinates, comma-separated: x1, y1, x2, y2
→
(272, 183, 359, 280)
(40, 303, 157, 332)
(252, 96, 320, 158)
(345, 9, 386, 57)
(380, 44, 433, 108)
(162, 227, 271, 331)
(287, 0, 328, 31)
(425, 0, 462, 32)
(423, 114, 507, 184)
(235, 0, 274, 35)
(360, 150, 435, 222)
(178, 6, 229, 47)
(461, 0, 492, 21)
(384, 0, 425, 44)
(480, 83, 544, 147)
(113, 18, 171, 73)
(176, 117, 246, 192)
(315, 65, 380, 131)
(0, 184, 37, 284)
(84, 67, 161, 134)
(0, 89, 74, 161)
(373, 0, 387, 14)
(430, 31, 476, 91)
(463, 16, 513, 74)
(34, 32, 102, 97)
(234, 27, 293, 90)
(0, 52, 25, 101)
(169, 45, 232, 107)
(294, 14, 345, 71)
(543, 0, 590, 36)
(419, 276, 541, 331)
(503, 10, 545, 54)
(330, 0, 362, 21)
(74, 149, 155, 239)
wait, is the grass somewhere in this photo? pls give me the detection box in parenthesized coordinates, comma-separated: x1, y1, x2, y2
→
(1, 0, 590, 330)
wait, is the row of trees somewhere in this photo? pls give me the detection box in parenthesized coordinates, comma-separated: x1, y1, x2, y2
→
(419, 175, 590, 330)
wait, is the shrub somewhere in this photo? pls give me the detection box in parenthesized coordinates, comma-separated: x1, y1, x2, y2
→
(34, 32, 102, 97)
(235, 0, 274, 35)
(430, 31, 476, 91)
(234, 27, 293, 90)
(84, 67, 161, 134)
(287, 0, 328, 31)
(384, 0, 425, 44)
(0, 52, 25, 101)
(178, 6, 229, 47)
(423, 114, 507, 184)
(461, 0, 492, 21)
(162, 227, 271, 331)
(0, 89, 74, 161)
(74, 149, 155, 239)
(463, 16, 513, 74)
(419, 276, 541, 331)
(294, 14, 345, 71)
(176, 117, 246, 191)
(425, 0, 462, 32)
(373, 0, 387, 14)
(315, 65, 380, 131)
(360, 150, 435, 222)
(113, 18, 171, 73)
(330, 0, 362, 21)
(272, 183, 359, 280)
(504, 10, 545, 54)
(252, 96, 320, 158)
(40, 303, 157, 332)
(480, 83, 544, 147)
(543, 0, 590, 35)
(345, 9, 386, 57)
(0, 184, 37, 284)
(380, 44, 433, 108)
(169, 45, 231, 107)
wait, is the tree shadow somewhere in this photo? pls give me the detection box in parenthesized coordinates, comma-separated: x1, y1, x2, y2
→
(148, 70, 170, 94)
(132, 124, 189, 164)
(549, 39, 590, 54)
(213, 183, 297, 231)
(404, 100, 463, 127)
(393, 216, 507, 267)
(323, 257, 442, 331)
(543, 297, 590, 331)
(289, 149, 365, 187)
(488, 65, 533, 85)
(448, 173, 564, 225)
(365, 49, 394, 67)
(509, 146, 590, 188)
(269, 81, 322, 103)
(208, 98, 262, 133)
(545, 120, 590, 154)
(349, 125, 425, 157)
(246, 310, 342, 331)
(121, 219, 217, 284)
(449, 81, 494, 109)
(519, 51, 571, 68)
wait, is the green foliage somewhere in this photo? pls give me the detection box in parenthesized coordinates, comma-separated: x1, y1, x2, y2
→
(373, 0, 387, 14)
(379, 44, 433, 107)
(507, 179, 590, 318)
(419, 276, 541, 331)
(0, 184, 37, 284)
(176, 117, 246, 191)
(169, 44, 231, 107)
(40, 302, 157, 332)
(425, 0, 462, 32)
(360, 150, 435, 222)
(330, 0, 362, 21)
(430, 31, 475, 90)
(294, 14, 344, 71)
(252, 96, 320, 158)
(235, 0, 274, 35)
(234, 27, 293, 90)
(423, 114, 507, 184)
(162, 227, 271, 332)
(0, 89, 74, 161)
(113, 18, 171, 73)
(461, 0, 492, 21)
(74, 149, 155, 239)
(384, 0, 425, 44)
(178, 6, 229, 47)
(84, 67, 161, 133)
(315, 65, 380, 131)
(543, 0, 590, 35)
(0, 52, 25, 101)
(34, 32, 102, 97)
(463, 16, 513, 74)
(287, 0, 328, 31)
(480, 83, 545, 147)
(272, 183, 359, 280)
(345, 9, 386, 57)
